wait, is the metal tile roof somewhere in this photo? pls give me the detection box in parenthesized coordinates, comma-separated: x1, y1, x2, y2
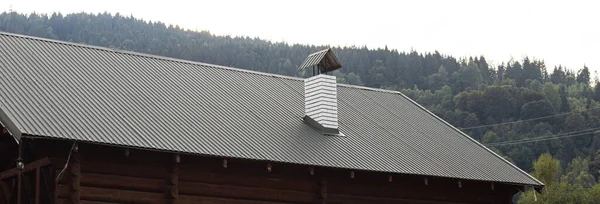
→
(299, 49, 328, 69)
(0, 32, 543, 187)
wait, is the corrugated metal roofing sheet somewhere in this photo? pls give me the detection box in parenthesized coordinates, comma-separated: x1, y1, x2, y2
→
(298, 49, 329, 70)
(0, 32, 543, 187)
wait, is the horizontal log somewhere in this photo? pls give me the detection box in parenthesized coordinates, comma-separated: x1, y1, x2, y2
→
(81, 172, 165, 192)
(179, 170, 316, 192)
(56, 185, 69, 198)
(328, 182, 502, 203)
(328, 193, 458, 204)
(179, 195, 293, 204)
(56, 198, 119, 204)
(179, 181, 316, 203)
(327, 182, 411, 198)
(81, 160, 167, 179)
(58, 185, 164, 204)
(50, 157, 168, 179)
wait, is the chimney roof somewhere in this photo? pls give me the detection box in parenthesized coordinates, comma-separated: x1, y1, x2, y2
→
(298, 48, 342, 74)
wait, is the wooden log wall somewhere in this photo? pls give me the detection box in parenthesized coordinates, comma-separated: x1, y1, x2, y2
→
(32, 140, 517, 204)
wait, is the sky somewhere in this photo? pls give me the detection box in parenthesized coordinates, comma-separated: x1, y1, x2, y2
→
(2, 0, 599, 75)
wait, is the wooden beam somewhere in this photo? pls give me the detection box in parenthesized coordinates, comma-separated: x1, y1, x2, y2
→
(17, 171, 21, 204)
(166, 155, 179, 204)
(55, 199, 118, 204)
(319, 178, 327, 204)
(178, 181, 317, 203)
(76, 158, 167, 179)
(80, 173, 165, 192)
(0, 158, 51, 180)
(57, 185, 164, 204)
(178, 195, 292, 204)
(0, 180, 6, 204)
(329, 193, 468, 204)
(2, 180, 12, 204)
(9, 180, 16, 204)
(69, 152, 81, 204)
(35, 167, 40, 204)
(179, 169, 315, 192)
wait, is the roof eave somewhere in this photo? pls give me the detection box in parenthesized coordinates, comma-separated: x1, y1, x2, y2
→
(0, 107, 22, 143)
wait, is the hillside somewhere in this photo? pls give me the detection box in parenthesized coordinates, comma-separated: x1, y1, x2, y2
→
(2, 11, 600, 202)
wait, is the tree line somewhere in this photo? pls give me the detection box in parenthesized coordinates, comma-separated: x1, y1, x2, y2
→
(1, 11, 600, 202)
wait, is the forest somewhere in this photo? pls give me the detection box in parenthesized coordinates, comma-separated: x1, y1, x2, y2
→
(1, 11, 600, 203)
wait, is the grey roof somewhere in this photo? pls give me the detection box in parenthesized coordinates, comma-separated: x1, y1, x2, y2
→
(0, 32, 543, 188)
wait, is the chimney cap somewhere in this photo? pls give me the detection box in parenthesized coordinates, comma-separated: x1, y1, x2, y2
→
(298, 48, 342, 74)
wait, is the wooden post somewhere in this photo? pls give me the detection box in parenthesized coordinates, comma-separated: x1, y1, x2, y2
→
(35, 167, 40, 204)
(69, 151, 81, 204)
(167, 154, 179, 204)
(17, 172, 21, 204)
(319, 178, 327, 204)
(0, 180, 6, 203)
(16, 139, 23, 204)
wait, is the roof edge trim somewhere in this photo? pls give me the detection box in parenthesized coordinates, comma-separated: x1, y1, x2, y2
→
(0, 106, 22, 143)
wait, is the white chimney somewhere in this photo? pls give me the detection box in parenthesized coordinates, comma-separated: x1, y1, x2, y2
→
(298, 48, 342, 134)
(304, 74, 338, 131)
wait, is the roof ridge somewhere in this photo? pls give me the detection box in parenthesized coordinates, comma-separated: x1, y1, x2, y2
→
(0, 31, 406, 95)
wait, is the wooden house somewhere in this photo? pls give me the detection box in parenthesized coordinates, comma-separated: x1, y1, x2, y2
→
(0, 32, 543, 204)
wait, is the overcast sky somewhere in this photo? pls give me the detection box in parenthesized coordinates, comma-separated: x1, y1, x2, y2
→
(2, 0, 599, 75)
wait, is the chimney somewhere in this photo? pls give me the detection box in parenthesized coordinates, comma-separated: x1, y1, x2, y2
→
(298, 48, 342, 134)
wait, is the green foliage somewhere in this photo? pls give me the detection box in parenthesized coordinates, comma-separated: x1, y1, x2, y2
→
(482, 131, 499, 144)
(482, 86, 515, 120)
(561, 157, 595, 188)
(559, 84, 570, 112)
(594, 82, 600, 102)
(542, 83, 561, 111)
(520, 99, 555, 120)
(519, 183, 584, 204)
(518, 154, 600, 204)
(532, 153, 560, 186)
(578, 66, 591, 85)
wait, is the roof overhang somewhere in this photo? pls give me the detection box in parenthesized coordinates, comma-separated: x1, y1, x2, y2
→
(19, 134, 545, 194)
(0, 108, 21, 143)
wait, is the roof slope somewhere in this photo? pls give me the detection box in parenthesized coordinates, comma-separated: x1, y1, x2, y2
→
(0, 32, 542, 187)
